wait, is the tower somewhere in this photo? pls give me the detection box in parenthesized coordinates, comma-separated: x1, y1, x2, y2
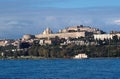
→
(43, 28, 53, 34)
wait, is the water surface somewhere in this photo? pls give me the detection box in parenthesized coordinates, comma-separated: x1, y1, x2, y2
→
(0, 58, 120, 79)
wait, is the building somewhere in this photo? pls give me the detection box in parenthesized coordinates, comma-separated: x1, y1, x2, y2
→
(94, 34, 120, 40)
(22, 34, 35, 40)
(110, 31, 120, 34)
(116, 34, 120, 39)
(36, 31, 88, 39)
(94, 34, 113, 40)
(0, 40, 14, 46)
(59, 25, 103, 34)
(35, 26, 96, 39)
(0, 40, 6, 46)
(21, 25, 105, 40)
(39, 39, 52, 45)
(43, 28, 53, 34)
(39, 39, 44, 45)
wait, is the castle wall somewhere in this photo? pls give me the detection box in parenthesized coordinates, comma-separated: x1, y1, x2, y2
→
(60, 26, 101, 34)
(35, 32, 86, 39)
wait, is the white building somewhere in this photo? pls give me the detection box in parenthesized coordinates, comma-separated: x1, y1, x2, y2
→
(94, 34, 114, 40)
(94, 34, 120, 40)
(43, 28, 53, 34)
(116, 34, 120, 38)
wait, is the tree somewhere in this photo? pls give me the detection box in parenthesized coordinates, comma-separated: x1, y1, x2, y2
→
(113, 35, 118, 45)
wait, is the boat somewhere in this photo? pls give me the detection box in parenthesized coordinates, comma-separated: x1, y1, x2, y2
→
(73, 53, 88, 59)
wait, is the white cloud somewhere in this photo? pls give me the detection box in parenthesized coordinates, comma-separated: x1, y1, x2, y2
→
(0, 7, 120, 39)
(45, 16, 57, 21)
(6, 20, 19, 25)
(104, 18, 120, 25)
(114, 20, 120, 25)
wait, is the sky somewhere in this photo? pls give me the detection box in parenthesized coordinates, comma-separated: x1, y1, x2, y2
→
(0, 0, 120, 39)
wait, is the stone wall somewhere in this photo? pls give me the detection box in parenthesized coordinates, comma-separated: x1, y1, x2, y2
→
(35, 32, 86, 39)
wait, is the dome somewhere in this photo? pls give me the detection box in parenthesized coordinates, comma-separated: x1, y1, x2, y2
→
(22, 34, 35, 40)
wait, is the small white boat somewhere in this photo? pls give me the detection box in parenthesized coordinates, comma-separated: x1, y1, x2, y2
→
(73, 53, 88, 59)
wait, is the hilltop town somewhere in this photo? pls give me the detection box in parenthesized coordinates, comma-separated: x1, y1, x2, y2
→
(0, 25, 120, 59)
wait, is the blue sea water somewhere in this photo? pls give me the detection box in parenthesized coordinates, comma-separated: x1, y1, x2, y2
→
(0, 58, 120, 79)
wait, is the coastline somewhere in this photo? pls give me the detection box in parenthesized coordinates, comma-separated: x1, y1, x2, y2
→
(0, 56, 120, 60)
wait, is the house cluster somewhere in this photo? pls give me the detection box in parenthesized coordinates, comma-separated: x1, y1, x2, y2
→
(0, 39, 15, 47)
(21, 25, 102, 46)
(21, 25, 120, 46)
(1, 25, 120, 48)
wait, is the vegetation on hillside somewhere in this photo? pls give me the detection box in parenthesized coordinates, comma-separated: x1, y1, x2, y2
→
(0, 36, 120, 59)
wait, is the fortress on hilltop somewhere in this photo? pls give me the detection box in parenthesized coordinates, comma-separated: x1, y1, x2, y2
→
(58, 25, 102, 34)
(34, 25, 103, 40)
(22, 25, 105, 40)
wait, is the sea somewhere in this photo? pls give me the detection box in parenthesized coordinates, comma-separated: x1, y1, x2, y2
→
(0, 58, 120, 79)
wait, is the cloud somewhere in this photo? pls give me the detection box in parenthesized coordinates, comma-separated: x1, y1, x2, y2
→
(114, 20, 120, 25)
(104, 19, 120, 26)
(0, 7, 120, 39)
(45, 16, 57, 21)
(6, 20, 19, 25)
(5, 20, 33, 27)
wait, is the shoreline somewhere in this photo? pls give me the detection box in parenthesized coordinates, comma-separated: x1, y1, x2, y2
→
(0, 56, 120, 60)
